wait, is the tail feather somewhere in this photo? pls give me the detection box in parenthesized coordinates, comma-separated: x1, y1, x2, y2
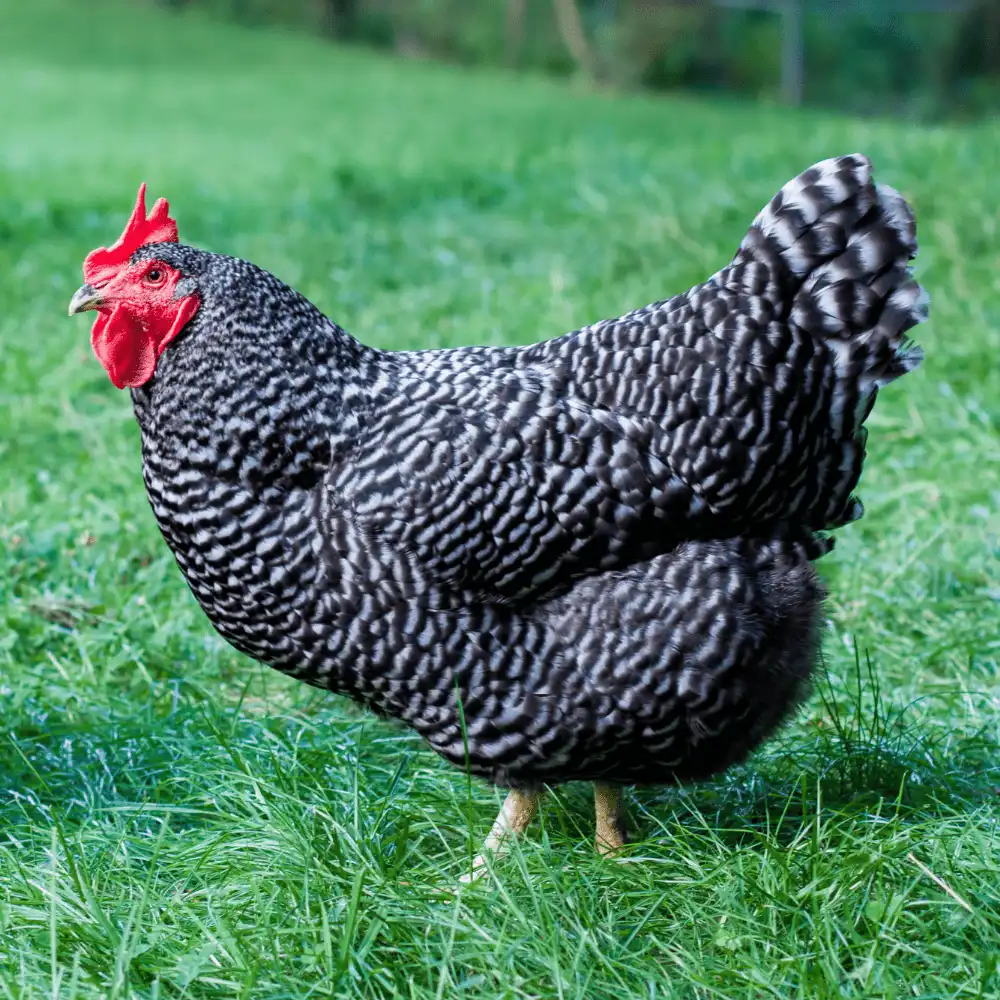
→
(724, 154, 928, 531)
(736, 154, 927, 393)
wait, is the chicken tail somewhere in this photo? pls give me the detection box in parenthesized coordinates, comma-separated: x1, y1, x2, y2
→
(736, 154, 926, 391)
(726, 154, 928, 528)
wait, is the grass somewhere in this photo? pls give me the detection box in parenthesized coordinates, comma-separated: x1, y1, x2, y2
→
(1, 1, 999, 996)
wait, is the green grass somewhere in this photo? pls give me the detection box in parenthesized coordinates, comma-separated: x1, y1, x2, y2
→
(2, 1, 1000, 996)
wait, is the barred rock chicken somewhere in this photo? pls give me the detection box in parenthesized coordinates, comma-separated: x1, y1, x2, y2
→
(69, 155, 926, 877)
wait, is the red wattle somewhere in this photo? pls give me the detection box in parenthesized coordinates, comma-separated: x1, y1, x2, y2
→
(91, 304, 155, 389)
(90, 296, 199, 389)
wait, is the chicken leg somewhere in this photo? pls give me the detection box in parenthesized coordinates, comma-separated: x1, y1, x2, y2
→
(594, 782, 628, 855)
(459, 788, 540, 883)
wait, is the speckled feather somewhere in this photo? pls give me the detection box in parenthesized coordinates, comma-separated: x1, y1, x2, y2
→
(128, 155, 926, 787)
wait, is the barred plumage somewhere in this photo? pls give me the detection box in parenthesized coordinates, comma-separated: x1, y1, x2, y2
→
(108, 154, 926, 790)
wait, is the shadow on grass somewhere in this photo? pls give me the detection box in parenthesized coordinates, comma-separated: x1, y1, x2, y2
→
(3, 648, 998, 877)
(621, 651, 1000, 852)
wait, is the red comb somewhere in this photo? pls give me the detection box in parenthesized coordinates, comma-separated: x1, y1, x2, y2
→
(83, 183, 179, 285)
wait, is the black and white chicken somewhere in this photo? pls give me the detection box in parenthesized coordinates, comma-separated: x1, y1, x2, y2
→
(69, 154, 927, 876)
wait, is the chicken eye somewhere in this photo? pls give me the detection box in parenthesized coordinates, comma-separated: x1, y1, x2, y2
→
(146, 268, 164, 284)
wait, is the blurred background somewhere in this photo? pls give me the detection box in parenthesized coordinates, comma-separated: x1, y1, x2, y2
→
(158, 0, 1000, 118)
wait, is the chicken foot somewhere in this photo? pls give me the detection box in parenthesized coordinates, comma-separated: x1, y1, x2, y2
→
(459, 788, 540, 883)
(594, 782, 628, 855)
(459, 782, 626, 884)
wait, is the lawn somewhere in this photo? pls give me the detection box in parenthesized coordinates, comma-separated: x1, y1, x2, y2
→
(2, 1, 1000, 997)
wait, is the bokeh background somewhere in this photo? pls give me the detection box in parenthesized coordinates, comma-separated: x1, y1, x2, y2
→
(1, 1, 999, 997)
(169, 0, 1000, 116)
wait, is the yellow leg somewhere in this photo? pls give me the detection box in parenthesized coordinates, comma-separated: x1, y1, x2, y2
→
(594, 783, 628, 855)
(459, 788, 540, 883)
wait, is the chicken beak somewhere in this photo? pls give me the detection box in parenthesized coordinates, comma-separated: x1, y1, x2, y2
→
(68, 283, 104, 315)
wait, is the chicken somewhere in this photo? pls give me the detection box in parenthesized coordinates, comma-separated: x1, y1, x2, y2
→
(69, 155, 926, 877)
